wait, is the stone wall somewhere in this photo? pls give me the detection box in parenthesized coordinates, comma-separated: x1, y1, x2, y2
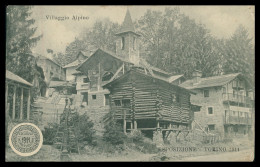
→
(191, 87, 225, 137)
(88, 90, 110, 107)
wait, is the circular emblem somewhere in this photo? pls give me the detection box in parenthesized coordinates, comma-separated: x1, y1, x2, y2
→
(9, 123, 43, 156)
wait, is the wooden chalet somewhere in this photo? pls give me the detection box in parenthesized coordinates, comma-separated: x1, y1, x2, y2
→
(103, 68, 198, 137)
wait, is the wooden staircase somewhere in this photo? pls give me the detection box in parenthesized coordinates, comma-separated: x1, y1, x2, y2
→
(53, 108, 80, 154)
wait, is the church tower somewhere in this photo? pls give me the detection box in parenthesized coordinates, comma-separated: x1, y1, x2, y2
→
(115, 8, 141, 64)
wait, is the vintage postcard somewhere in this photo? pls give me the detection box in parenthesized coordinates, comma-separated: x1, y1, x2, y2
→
(5, 5, 255, 162)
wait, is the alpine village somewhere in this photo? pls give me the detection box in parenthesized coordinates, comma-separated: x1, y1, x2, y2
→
(6, 7, 255, 161)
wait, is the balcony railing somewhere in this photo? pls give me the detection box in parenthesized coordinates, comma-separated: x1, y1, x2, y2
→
(224, 110, 252, 125)
(222, 93, 253, 107)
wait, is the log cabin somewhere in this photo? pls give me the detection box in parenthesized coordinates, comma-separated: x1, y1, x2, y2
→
(103, 68, 199, 138)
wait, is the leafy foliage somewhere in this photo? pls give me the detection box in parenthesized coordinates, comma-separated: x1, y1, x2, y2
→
(75, 113, 96, 146)
(6, 6, 42, 82)
(217, 25, 254, 86)
(103, 119, 127, 145)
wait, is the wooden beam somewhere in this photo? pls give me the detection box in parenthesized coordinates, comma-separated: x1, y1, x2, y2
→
(12, 86, 16, 119)
(5, 83, 8, 110)
(123, 110, 126, 134)
(20, 88, 24, 120)
(27, 89, 31, 120)
(134, 120, 137, 129)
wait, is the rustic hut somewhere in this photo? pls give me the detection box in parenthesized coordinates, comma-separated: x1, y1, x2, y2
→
(103, 68, 199, 138)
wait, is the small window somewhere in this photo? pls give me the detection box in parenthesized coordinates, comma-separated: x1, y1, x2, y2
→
(204, 90, 209, 97)
(222, 87, 226, 93)
(208, 107, 213, 114)
(122, 99, 131, 107)
(83, 78, 89, 83)
(92, 95, 96, 100)
(208, 125, 215, 131)
(121, 37, 125, 50)
(171, 94, 180, 103)
(114, 100, 121, 106)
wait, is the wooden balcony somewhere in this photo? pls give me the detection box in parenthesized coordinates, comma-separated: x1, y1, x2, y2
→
(224, 110, 252, 125)
(222, 93, 254, 108)
(76, 83, 90, 90)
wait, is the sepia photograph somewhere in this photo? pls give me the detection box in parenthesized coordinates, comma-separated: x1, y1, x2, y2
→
(5, 5, 255, 162)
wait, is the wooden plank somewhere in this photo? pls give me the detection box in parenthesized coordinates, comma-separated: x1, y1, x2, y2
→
(20, 88, 23, 120)
(27, 89, 31, 120)
(12, 85, 16, 119)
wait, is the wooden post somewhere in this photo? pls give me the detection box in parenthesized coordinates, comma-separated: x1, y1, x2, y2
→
(27, 89, 31, 120)
(98, 63, 101, 91)
(157, 121, 160, 128)
(12, 85, 17, 119)
(134, 120, 137, 129)
(5, 83, 8, 110)
(123, 63, 125, 74)
(5, 103, 10, 148)
(20, 88, 24, 120)
(123, 110, 126, 134)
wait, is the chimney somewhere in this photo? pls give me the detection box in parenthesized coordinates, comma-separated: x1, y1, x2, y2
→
(192, 70, 202, 83)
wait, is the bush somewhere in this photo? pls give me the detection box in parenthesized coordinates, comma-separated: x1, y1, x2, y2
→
(75, 113, 96, 146)
(42, 123, 59, 145)
(103, 119, 127, 145)
(127, 130, 144, 143)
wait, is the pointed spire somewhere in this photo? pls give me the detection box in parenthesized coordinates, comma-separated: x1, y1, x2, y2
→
(120, 8, 135, 33)
(116, 8, 140, 36)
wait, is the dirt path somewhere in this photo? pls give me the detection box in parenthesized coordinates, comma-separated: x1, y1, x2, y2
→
(174, 148, 254, 161)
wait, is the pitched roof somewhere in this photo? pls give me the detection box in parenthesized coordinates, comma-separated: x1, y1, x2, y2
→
(168, 75, 184, 83)
(63, 59, 82, 68)
(37, 55, 62, 67)
(6, 70, 33, 87)
(115, 9, 141, 36)
(103, 69, 196, 95)
(76, 48, 134, 71)
(180, 73, 241, 89)
(49, 80, 74, 88)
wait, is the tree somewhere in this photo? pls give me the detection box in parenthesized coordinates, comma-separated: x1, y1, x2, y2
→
(136, 7, 221, 78)
(63, 38, 93, 65)
(6, 6, 42, 82)
(219, 25, 254, 86)
(81, 18, 120, 51)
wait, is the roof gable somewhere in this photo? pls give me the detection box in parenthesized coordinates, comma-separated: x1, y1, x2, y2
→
(103, 69, 196, 95)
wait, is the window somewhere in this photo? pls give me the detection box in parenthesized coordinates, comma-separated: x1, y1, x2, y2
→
(121, 37, 125, 50)
(204, 90, 209, 97)
(92, 95, 96, 100)
(102, 72, 114, 81)
(122, 99, 131, 107)
(208, 107, 213, 115)
(171, 93, 180, 103)
(114, 100, 121, 106)
(83, 77, 89, 83)
(208, 125, 215, 131)
(222, 87, 226, 93)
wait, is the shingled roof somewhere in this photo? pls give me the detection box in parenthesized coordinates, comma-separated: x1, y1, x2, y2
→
(103, 69, 196, 95)
(6, 70, 33, 87)
(180, 73, 242, 90)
